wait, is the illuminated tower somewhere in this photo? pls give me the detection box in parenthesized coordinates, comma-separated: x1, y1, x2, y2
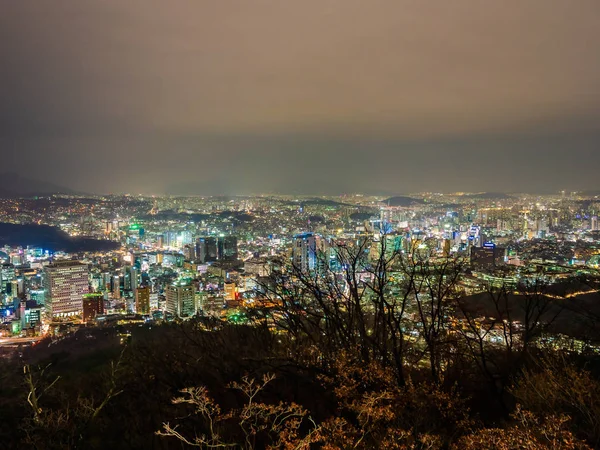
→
(292, 233, 317, 272)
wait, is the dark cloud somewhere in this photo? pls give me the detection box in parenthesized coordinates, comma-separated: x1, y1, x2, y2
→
(1, 0, 599, 194)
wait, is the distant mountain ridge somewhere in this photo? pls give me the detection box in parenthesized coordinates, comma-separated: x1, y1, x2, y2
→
(462, 192, 514, 200)
(0, 172, 77, 198)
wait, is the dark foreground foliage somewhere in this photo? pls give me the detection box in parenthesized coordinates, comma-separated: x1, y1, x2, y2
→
(0, 319, 597, 450)
(3, 238, 600, 449)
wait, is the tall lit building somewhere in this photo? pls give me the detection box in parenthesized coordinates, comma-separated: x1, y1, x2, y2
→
(292, 232, 317, 272)
(218, 235, 238, 261)
(0, 263, 15, 295)
(196, 237, 218, 263)
(206, 237, 218, 261)
(195, 238, 206, 262)
(163, 231, 177, 248)
(112, 275, 121, 298)
(468, 225, 482, 248)
(470, 244, 506, 270)
(179, 231, 193, 246)
(224, 282, 237, 301)
(183, 244, 196, 261)
(29, 289, 46, 306)
(43, 261, 89, 317)
(135, 286, 151, 314)
(129, 267, 139, 291)
(165, 282, 195, 318)
(443, 239, 452, 257)
(82, 293, 105, 321)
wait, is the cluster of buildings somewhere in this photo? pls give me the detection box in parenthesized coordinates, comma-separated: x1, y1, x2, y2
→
(1, 191, 599, 344)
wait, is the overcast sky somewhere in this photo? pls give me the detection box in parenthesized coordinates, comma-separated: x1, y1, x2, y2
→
(1, 0, 599, 195)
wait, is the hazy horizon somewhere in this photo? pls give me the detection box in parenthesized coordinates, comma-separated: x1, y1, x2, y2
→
(2, 1, 599, 195)
(0, 171, 591, 198)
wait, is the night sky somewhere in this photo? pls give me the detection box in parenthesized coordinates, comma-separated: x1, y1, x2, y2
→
(1, 1, 599, 195)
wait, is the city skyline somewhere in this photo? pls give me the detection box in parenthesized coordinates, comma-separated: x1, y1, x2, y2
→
(2, 0, 600, 195)
(3, 2, 600, 447)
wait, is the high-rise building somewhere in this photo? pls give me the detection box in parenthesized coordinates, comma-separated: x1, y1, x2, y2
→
(29, 289, 46, 306)
(44, 261, 89, 317)
(165, 283, 195, 318)
(196, 237, 218, 263)
(183, 244, 196, 261)
(135, 286, 151, 314)
(179, 231, 193, 246)
(224, 282, 237, 301)
(112, 275, 121, 298)
(536, 218, 549, 238)
(10, 279, 20, 299)
(82, 293, 105, 321)
(218, 236, 238, 261)
(470, 244, 506, 270)
(195, 238, 206, 262)
(468, 225, 482, 248)
(129, 267, 139, 291)
(0, 263, 15, 295)
(206, 237, 218, 261)
(592, 216, 599, 232)
(292, 233, 317, 272)
(443, 239, 451, 257)
(163, 231, 177, 248)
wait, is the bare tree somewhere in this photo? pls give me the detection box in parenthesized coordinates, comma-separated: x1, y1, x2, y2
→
(157, 373, 320, 449)
(258, 232, 466, 385)
(258, 234, 416, 383)
(21, 350, 125, 450)
(397, 241, 464, 383)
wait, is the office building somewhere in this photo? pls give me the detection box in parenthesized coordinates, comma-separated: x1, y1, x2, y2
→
(470, 244, 506, 270)
(292, 232, 317, 272)
(29, 289, 46, 306)
(0, 263, 15, 295)
(196, 237, 218, 263)
(129, 267, 139, 291)
(135, 286, 151, 314)
(43, 261, 89, 317)
(224, 282, 237, 301)
(82, 293, 105, 321)
(24, 306, 42, 328)
(165, 282, 195, 318)
(218, 236, 238, 261)
(183, 244, 196, 261)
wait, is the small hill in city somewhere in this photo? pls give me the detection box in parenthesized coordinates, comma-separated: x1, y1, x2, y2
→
(0, 222, 119, 252)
